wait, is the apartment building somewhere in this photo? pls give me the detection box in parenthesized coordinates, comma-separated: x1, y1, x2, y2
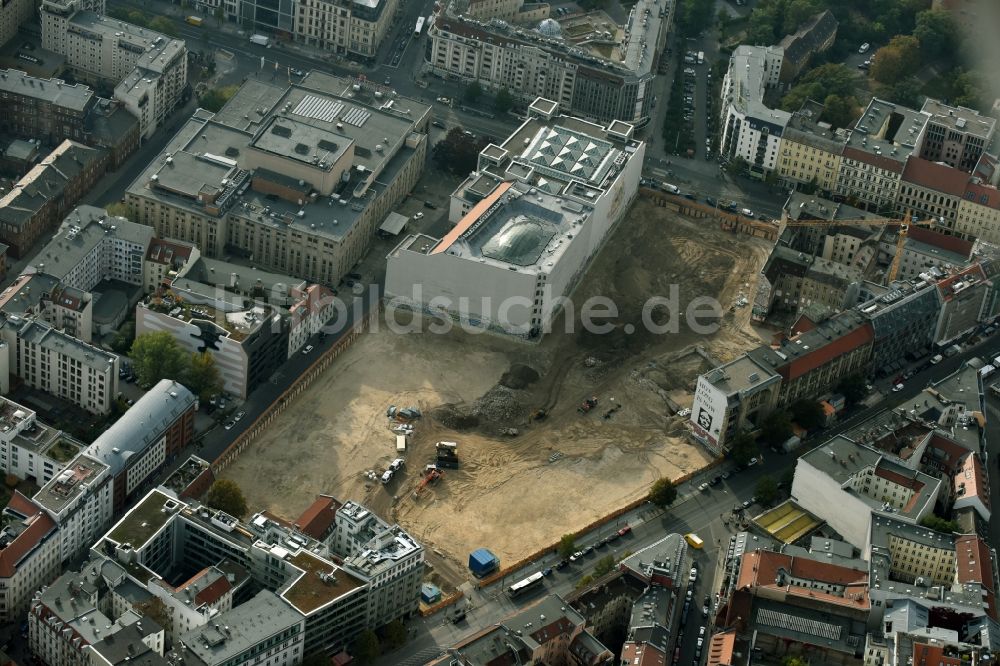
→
(136, 284, 288, 399)
(294, 0, 399, 61)
(792, 435, 941, 549)
(896, 157, 971, 231)
(40, 0, 187, 139)
(143, 238, 199, 293)
(934, 264, 991, 345)
(877, 225, 974, 282)
(175, 590, 305, 666)
(690, 354, 781, 451)
(0, 0, 34, 51)
(719, 45, 789, 176)
(0, 397, 83, 487)
(0, 70, 140, 169)
(0, 272, 93, 342)
(125, 73, 429, 287)
(0, 140, 108, 258)
(2, 314, 119, 414)
(0, 492, 59, 624)
(954, 179, 1000, 245)
(427, 0, 669, 127)
(146, 563, 246, 640)
(759, 245, 864, 317)
(916, 99, 996, 173)
(775, 10, 837, 82)
(329, 500, 424, 628)
(84, 379, 195, 514)
(777, 100, 848, 191)
(32, 453, 113, 563)
(287, 284, 336, 358)
(32, 206, 154, 293)
(837, 99, 929, 212)
(952, 452, 990, 523)
(857, 277, 940, 373)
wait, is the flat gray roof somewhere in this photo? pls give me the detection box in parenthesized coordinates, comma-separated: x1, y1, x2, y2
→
(184, 257, 306, 300)
(67, 10, 185, 75)
(10, 315, 117, 369)
(178, 590, 302, 664)
(847, 98, 928, 163)
(702, 354, 780, 396)
(33, 453, 109, 514)
(921, 99, 996, 139)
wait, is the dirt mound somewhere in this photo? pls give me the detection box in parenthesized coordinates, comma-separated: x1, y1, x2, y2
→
(471, 384, 528, 423)
(432, 404, 480, 431)
(499, 364, 540, 389)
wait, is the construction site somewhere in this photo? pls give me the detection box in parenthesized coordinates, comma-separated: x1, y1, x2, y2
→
(220, 197, 772, 589)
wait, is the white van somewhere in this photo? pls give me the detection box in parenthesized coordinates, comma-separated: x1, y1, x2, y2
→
(662, 182, 680, 194)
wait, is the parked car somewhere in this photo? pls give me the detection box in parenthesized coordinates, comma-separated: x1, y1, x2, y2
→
(618, 525, 632, 536)
(302, 345, 314, 354)
(224, 420, 236, 430)
(689, 567, 698, 582)
(748, 457, 759, 466)
(432, 120, 446, 129)
(859, 42, 870, 53)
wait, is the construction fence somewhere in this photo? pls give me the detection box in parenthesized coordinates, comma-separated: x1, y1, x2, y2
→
(211, 307, 379, 476)
(639, 187, 781, 241)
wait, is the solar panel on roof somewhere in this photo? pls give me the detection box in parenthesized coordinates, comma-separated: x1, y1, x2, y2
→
(292, 95, 344, 123)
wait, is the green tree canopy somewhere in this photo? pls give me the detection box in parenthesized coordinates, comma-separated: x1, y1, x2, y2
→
(432, 128, 491, 176)
(463, 81, 482, 104)
(105, 202, 130, 218)
(782, 656, 809, 666)
(790, 399, 825, 431)
(130, 331, 188, 388)
(198, 85, 238, 113)
(755, 475, 780, 505)
(870, 35, 920, 84)
(729, 432, 759, 466)
(203, 480, 249, 518)
(186, 352, 223, 402)
(558, 534, 576, 559)
(353, 629, 381, 665)
(148, 16, 179, 37)
(914, 10, 957, 62)
(760, 410, 793, 445)
(111, 320, 135, 355)
(382, 619, 407, 650)
(836, 374, 867, 404)
(781, 64, 858, 113)
(593, 555, 616, 577)
(494, 88, 514, 113)
(820, 93, 859, 129)
(648, 477, 678, 509)
(920, 514, 959, 533)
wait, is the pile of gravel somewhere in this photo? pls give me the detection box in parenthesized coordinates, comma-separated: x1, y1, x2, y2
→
(471, 385, 527, 423)
(431, 405, 480, 431)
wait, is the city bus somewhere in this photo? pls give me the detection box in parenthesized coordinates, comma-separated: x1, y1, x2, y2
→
(507, 571, 544, 598)
(414, 16, 426, 35)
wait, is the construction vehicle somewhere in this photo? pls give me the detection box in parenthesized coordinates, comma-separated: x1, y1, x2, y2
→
(414, 466, 443, 496)
(530, 408, 548, 421)
(578, 396, 598, 414)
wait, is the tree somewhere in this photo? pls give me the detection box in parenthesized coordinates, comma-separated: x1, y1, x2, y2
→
(558, 534, 576, 559)
(729, 432, 758, 466)
(186, 352, 223, 402)
(593, 555, 615, 577)
(836, 374, 867, 405)
(198, 85, 239, 113)
(575, 574, 594, 589)
(431, 128, 490, 176)
(755, 475, 779, 506)
(870, 35, 920, 84)
(782, 0, 824, 35)
(214, 6, 225, 25)
(920, 514, 959, 533)
(820, 94, 859, 129)
(105, 202, 130, 218)
(203, 480, 249, 518)
(353, 629, 381, 665)
(760, 410, 792, 445)
(494, 88, 514, 113)
(111, 320, 135, 354)
(383, 619, 407, 650)
(782, 657, 809, 666)
(883, 76, 922, 108)
(914, 10, 957, 62)
(463, 81, 482, 104)
(130, 331, 189, 388)
(676, 0, 715, 38)
(648, 477, 678, 509)
(127, 9, 149, 27)
(790, 399, 825, 431)
(781, 64, 858, 113)
(148, 16, 179, 37)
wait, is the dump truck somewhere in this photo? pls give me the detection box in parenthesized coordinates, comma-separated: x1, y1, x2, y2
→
(249, 34, 270, 46)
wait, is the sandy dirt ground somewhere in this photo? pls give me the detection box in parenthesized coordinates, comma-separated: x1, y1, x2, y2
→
(221, 198, 771, 588)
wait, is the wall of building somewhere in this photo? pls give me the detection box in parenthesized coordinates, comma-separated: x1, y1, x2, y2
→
(792, 457, 872, 548)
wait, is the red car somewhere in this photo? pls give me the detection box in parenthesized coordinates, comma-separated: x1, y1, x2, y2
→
(617, 525, 632, 536)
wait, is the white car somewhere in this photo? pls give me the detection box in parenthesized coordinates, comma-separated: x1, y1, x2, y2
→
(859, 42, 870, 53)
(741, 208, 755, 218)
(302, 344, 314, 354)
(678, 407, 691, 417)
(436, 97, 451, 104)
(892, 383, 904, 392)
(413, 212, 424, 219)
(748, 457, 759, 466)
(689, 567, 698, 582)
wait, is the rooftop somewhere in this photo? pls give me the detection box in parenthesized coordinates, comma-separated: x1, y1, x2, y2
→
(726, 45, 791, 129)
(106, 489, 182, 548)
(921, 99, 997, 139)
(748, 309, 873, 382)
(294, 495, 340, 541)
(902, 156, 973, 198)
(86, 380, 195, 478)
(33, 453, 109, 515)
(784, 101, 849, 154)
(64, 10, 186, 76)
(9, 314, 117, 369)
(142, 289, 278, 343)
(183, 257, 306, 303)
(30, 205, 154, 282)
(784, 191, 877, 222)
(700, 353, 781, 396)
(282, 550, 364, 615)
(0, 492, 57, 577)
(0, 69, 93, 112)
(846, 98, 929, 169)
(177, 590, 301, 664)
(619, 533, 687, 586)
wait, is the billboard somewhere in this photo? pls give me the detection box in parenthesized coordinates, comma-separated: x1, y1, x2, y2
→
(690, 375, 726, 447)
